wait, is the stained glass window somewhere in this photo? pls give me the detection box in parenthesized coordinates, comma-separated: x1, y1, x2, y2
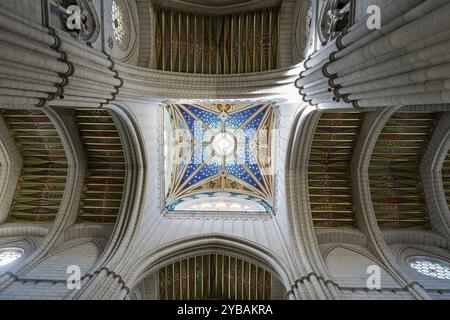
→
(112, 0, 127, 47)
(0, 248, 23, 266)
(409, 258, 450, 280)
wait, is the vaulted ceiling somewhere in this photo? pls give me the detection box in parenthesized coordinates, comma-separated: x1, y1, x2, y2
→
(149, 0, 282, 12)
(444, 150, 450, 212)
(368, 112, 438, 229)
(1, 110, 68, 223)
(157, 253, 276, 300)
(153, 5, 280, 74)
(308, 112, 363, 228)
(0, 108, 127, 224)
(164, 103, 275, 213)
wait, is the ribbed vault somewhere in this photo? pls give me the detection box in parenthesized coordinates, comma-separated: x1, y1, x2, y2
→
(149, 0, 282, 14)
(305, 109, 442, 230)
(0, 109, 128, 225)
(308, 111, 363, 228)
(368, 112, 438, 229)
(0, 109, 68, 223)
(296, 0, 450, 110)
(444, 151, 450, 212)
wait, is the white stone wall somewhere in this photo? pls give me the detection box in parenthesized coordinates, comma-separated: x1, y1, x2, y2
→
(97, 101, 298, 298)
(0, 237, 38, 274)
(0, 240, 101, 300)
(323, 245, 400, 288)
(321, 244, 414, 300)
(390, 244, 450, 300)
(0, 0, 42, 24)
(0, 282, 72, 300)
(354, 0, 385, 23)
(0, 0, 449, 301)
(275, 102, 302, 248)
(279, 0, 297, 67)
(136, 0, 153, 67)
(143, 274, 158, 300)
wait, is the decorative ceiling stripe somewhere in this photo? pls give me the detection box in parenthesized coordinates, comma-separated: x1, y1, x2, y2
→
(170, 105, 195, 187)
(443, 151, 450, 212)
(175, 153, 216, 194)
(154, 6, 279, 74)
(308, 112, 363, 228)
(178, 104, 216, 132)
(164, 103, 274, 213)
(74, 109, 126, 224)
(0, 109, 68, 223)
(235, 104, 269, 132)
(158, 254, 273, 300)
(369, 112, 438, 229)
(177, 171, 269, 202)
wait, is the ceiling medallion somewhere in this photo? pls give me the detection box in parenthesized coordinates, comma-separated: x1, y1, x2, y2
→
(163, 103, 276, 214)
(211, 132, 236, 157)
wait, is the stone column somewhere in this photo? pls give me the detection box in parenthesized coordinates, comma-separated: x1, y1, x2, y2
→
(296, 0, 450, 110)
(285, 106, 343, 300)
(0, 8, 120, 110)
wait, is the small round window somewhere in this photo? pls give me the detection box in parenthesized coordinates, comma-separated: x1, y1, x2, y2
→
(0, 248, 24, 266)
(409, 257, 450, 280)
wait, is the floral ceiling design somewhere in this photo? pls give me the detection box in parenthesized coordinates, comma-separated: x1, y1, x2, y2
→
(164, 102, 276, 213)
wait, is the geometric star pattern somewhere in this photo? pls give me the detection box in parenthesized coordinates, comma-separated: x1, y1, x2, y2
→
(164, 103, 275, 213)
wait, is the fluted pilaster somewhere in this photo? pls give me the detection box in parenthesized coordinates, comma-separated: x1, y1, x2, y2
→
(285, 106, 343, 300)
